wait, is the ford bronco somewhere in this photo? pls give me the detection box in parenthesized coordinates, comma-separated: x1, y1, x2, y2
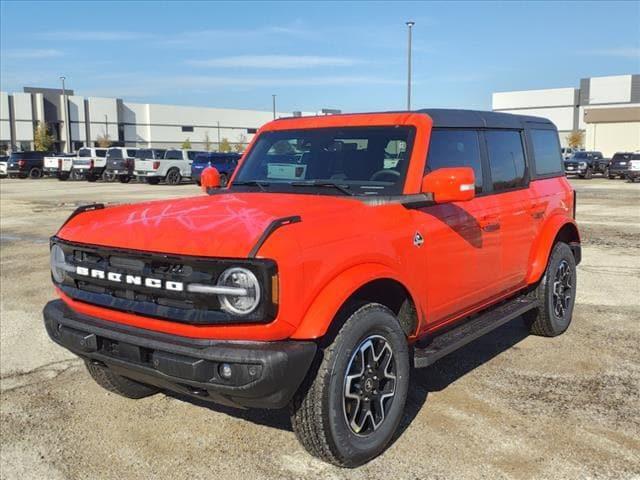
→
(44, 110, 580, 467)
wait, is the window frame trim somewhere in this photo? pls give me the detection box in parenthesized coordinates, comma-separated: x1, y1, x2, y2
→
(526, 125, 564, 180)
(481, 127, 531, 196)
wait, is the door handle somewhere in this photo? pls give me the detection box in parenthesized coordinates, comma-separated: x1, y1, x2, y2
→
(479, 215, 500, 232)
(529, 203, 546, 219)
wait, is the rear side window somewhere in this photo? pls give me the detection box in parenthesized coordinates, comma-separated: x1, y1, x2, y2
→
(187, 151, 203, 160)
(530, 129, 562, 176)
(165, 150, 183, 160)
(96, 149, 107, 157)
(485, 130, 526, 192)
(426, 129, 483, 193)
(126, 149, 138, 157)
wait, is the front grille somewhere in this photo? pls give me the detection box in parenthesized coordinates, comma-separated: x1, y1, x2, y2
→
(53, 238, 277, 325)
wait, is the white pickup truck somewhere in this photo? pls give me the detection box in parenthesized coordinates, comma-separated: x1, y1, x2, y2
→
(134, 149, 205, 185)
(43, 153, 77, 179)
(45, 148, 108, 180)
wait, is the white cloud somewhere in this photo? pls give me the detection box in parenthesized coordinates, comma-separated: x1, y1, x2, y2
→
(2, 49, 64, 59)
(186, 55, 361, 69)
(581, 47, 640, 58)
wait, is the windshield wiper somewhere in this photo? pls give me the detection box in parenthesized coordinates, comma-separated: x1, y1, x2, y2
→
(231, 180, 269, 191)
(290, 181, 354, 196)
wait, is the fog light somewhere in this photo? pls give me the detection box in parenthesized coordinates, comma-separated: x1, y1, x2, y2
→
(219, 363, 233, 379)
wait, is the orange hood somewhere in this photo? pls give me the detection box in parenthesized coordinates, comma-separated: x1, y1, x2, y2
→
(57, 192, 366, 258)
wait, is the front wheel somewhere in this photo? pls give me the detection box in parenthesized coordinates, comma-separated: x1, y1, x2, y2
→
(524, 242, 577, 337)
(290, 303, 409, 467)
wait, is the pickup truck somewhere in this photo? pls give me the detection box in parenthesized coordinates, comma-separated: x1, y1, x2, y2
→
(4, 151, 53, 178)
(563, 151, 609, 178)
(103, 147, 149, 183)
(44, 109, 580, 467)
(135, 149, 205, 185)
(45, 148, 108, 180)
(608, 152, 637, 179)
(86, 147, 138, 182)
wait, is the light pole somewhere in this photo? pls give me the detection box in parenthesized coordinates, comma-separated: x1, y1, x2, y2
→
(60, 76, 71, 152)
(272, 94, 277, 119)
(405, 21, 415, 111)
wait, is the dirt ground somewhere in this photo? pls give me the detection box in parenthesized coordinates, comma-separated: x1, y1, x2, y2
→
(1, 177, 639, 480)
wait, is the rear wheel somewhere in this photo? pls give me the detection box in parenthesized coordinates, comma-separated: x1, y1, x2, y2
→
(165, 168, 182, 185)
(524, 242, 577, 337)
(584, 167, 593, 179)
(86, 174, 98, 182)
(58, 173, 70, 181)
(28, 167, 42, 179)
(290, 303, 410, 467)
(85, 361, 159, 399)
(118, 175, 131, 183)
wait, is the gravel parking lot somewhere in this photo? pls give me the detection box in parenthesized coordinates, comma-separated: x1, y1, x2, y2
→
(1, 177, 639, 480)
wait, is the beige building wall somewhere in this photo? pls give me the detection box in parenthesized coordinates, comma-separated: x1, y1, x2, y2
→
(585, 122, 640, 157)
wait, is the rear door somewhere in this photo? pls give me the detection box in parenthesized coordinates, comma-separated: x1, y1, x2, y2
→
(483, 129, 534, 293)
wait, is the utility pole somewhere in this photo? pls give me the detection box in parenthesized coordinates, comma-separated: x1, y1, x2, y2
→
(60, 76, 71, 152)
(405, 21, 415, 110)
(272, 94, 277, 119)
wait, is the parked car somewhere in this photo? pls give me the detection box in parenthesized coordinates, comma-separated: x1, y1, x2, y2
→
(44, 109, 581, 467)
(191, 152, 241, 186)
(561, 147, 576, 160)
(0, 155, 9, 177)
(626, 154, 640, 182)
(563, 151, 609, 178)
(44, 153, 75, 179)
(4, 151, 53, 178)
(608, 152, 635, 179)
(135, 149, 205, 185)
(84, 147, 136, 182)
(68, 148, 108, 181)
(102, 147, 141, 183)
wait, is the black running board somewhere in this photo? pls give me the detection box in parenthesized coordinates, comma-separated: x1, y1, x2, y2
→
(413, 295, 540, 368)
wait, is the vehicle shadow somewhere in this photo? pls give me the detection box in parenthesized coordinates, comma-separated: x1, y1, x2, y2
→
(164, 317, 530, 435)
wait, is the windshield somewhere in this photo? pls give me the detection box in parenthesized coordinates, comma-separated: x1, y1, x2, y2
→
(232, 126, 414, 195)
(570, 152, 588, 159)
(78, 148, 91, 157)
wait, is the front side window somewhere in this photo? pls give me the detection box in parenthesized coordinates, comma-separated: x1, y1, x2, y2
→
(233, 126, 415, 195)
(126, 149, 138, 157)
(485, 130, 527, 192)
(136, 149, 154, 159)
(530, 129, 562, 176)
(425, 129, 483, 193)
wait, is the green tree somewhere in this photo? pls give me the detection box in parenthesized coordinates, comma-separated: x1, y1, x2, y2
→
(566, 130, 584, 149)
(203, 132, 212, 151)
(34, 122, 55, 151)
(234, 133, 247, 153)
(181, 137, 192, 149)
(219, 137, 231, 152)
(95, 133, 113, 148)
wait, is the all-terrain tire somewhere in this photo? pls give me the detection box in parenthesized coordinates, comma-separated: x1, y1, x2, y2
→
(524, 242, 577, 337)
(290, 303, 410, 467)
(85, 361, 159, 399)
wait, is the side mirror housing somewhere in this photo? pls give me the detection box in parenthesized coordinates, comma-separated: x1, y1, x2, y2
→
(201, 166, 221, 193)
(421, 167, 475, 203)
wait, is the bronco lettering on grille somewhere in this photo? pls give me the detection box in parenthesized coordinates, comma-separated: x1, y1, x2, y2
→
(75, 266, 184, 291)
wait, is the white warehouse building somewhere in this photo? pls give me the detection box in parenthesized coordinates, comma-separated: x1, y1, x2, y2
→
(492, 74, 640, 157)
(0, 87, 315, 153)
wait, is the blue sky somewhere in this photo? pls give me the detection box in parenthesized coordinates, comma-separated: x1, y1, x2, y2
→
(1, 1, 639, 113)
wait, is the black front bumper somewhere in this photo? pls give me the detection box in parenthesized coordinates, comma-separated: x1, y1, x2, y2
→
(44, 300, 317, 409)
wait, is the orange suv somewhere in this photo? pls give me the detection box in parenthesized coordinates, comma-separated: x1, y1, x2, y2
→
(44, 110, 581, 467)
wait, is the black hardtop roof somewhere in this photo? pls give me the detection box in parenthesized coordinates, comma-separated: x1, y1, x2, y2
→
(417, 109, 555, 129)
(277, 108, 555, 129)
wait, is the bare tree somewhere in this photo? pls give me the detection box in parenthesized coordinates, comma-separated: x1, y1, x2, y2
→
(95, 133, 113, 148)
(181, 138, 192, 149)
(566, 130, 584, 149)
(203, 132, 212, 151)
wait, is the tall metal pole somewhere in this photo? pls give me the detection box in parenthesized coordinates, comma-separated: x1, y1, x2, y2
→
(405, 21, 415, 111)
(60, 76, 71, 152)
(272, 94, 277, 119)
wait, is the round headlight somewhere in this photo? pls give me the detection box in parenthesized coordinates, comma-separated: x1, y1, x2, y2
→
(217, 267, 260, 315)
(50, 244, 67, 283)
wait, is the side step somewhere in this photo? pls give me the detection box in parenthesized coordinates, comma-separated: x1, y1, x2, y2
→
(413, 295, 539, 368)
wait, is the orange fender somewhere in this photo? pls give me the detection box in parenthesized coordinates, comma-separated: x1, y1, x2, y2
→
(526, 215, 580, 285)
(290, 263, 419, 340)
